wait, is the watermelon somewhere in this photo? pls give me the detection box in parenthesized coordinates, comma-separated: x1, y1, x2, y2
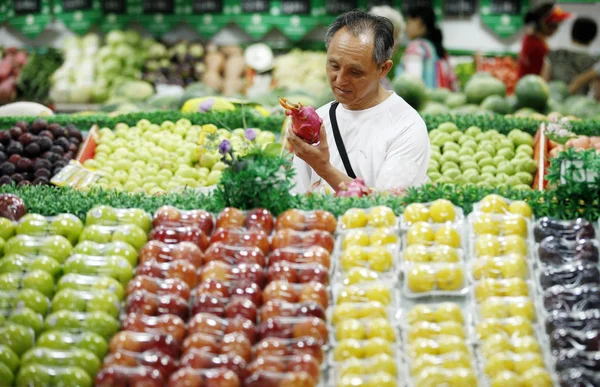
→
(392, 73, 427, 110)
(506, 95, 519, 113)
(549, 81, 569, 102)
(421, 102, 450, 115)
(515, 75, 549, 112)
(464, 76, 506, 104)
(480, 95, 510, 114)
(427, 88, 452, 103)
(445, 93, 467, 109)
(452, 104, 480, 115)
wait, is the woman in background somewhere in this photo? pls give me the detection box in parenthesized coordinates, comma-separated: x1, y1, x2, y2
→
(517, 3, 571, 79)
(397, 6, 458, 90)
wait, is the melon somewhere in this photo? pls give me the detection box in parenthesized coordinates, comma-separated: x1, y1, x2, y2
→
(480, 95, 510, 114)
(392, 73, 427, 110)
(452, 104, 480, 115)
(427, 88, 452, 103)
(421, 102, 450, 115)
(515, 75, 549, 112)
(445, 93, 467, 109)
(464, 76, 506, 104)
(549, 80, 569, 102)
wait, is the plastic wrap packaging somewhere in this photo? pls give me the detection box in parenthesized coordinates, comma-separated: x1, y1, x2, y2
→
(468, 211, 532, 239)
(135, 259, 197, 288)
(536, 237, 599, 267)
(257, 316, 328, 344)
(191, 293, 258, 323)
(0, 306, 44, 334)
(333, 281, 397, 308)
(166, 367, 241, 387)
(215, 207, 274, 234)
(0, 288, 50, 315)
(544, 309, 600, 336)
(268, 247, 331, 270)
(153, 206, 214, 235)
(102, 349, 178, 379)
(253, 336, 325, 364)
(260, 300, 326, 322)
(109, 330, 181, 358)
(0, 254, 61, 278)
(5, 234, 72, 263)
(187, 312, 255, 343)
(470, 254, 529, 281)
(73, 241, 138, 267)
(18, 363, 93, 387)
(178, 350, 248, 380)
(276, 209, 337, 234)
(405, 221, 465, 250)
(262, 280, 328, 309)
(0, 322, 35, 356)
(533, 217, 596, 242)
(338, 227, 400, 250)
(58, 274, 124, 301)
(472, 194, 534, 219)
(198, 260, 266, 288)
(139, 240, 204, 268)
(149, 224, 209, 251)
(474, 278, 533, 302)
(44, 310, 119, 340)
(125, 290, 189, 320)
(20, 347, 100, 378)
(329, 301, 394, 326)
(401, 199, 465, 228)
(86, 206, 152, 233)
(329, 353, 402, 387)
(245, 370, 318, 387)
(542, 285, 600, 315)
(0, 270, 55, 298)
(122, 313, 187, 343)
(64, 254, 134, 286)
(402, 244, 463, 264)
(404, 263, 467, 297)
(472, 234, 530, 259)
(182, 331, 253, 362)
(336, 244, 400, 279)
(95, 365, 164, 387)
(15, 213, 83, 244)
(267, 261, 329, 285)
(51, 288, 120, 318)
(538, 263, 600, 291)
(474, 296, 537, 323)
(331, 337, 399, 363)
(204, 242, 266, 266)
(37, 329, 108, 360)
(194, 278, 262, 306)
(209, 227, 270, 254)
(79, 224, 147, 251)
(126, 275, 190, 301)
(271, 229, 335, 253)
(338, 206, 398, 231)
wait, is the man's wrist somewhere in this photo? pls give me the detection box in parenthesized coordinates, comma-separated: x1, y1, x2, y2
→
(313, 162, 334, 178)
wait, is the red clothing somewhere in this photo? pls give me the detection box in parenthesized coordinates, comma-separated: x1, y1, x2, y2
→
(518, 34, 548, 78)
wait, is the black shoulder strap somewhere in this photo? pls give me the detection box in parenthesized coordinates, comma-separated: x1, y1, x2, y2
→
(329, 102, 356, 179)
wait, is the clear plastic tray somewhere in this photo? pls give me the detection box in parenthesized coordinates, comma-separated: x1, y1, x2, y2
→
(20, 347, 100, 378)
(543, 309, 600, 336)
(328, 352, 404, 386)
(0, 254, 61, 278)
(252, 336, 325, 365)
(95, 365, 164, 386)
(79, 224, 147, 251)
(0, 289, 50, 316)
(187, 312, 255, 343)
(337, 227, 400, 251)
(204, 242, 266, 266)
(64, 254, 134, 286)
(268, 246, 332, 271)
(403, 262, 468, 298)
(403, 221, 466, 251)
(198, 261, 266, 288)
(16, 213, 83, 244)
(260, 300, 326, 323)
(0, 270, 55, 298)
(472, 296, 537, 324)
(262, 280, 329, 309)
(51, 288, 121, 318)
(533, 217, 596, 243)
(215, 207, 274, 235)
(337, 206, 399, 232)
(5, 234, 73, 263)
(540, 284, 600, 316)
(150, 224, 210, 251)
(332, 280, 399, 308)
(153, 205, 214, 235)
(177, 350, 248, 381)
(276, 209, 337, 234)
(17, 363, 94, 387)
(401, 244, 464, 265)
(472, 194, 534, 219)
(267, 261, 330, 285)
(36, 329, 109, 360)
(328, 302, 399, 327)
(194, 278, 262, 306)
(209, 227, 270, 254)
(473, 278, 534, 303)
(109, 330, 181, 358)
(470, 234, 532, 260)
(271, 229, 335, 254)
(329, 315, 399, 344)
(138, 240, 203, 268)
(469, 253, 530, 282)
(247, 354, 323, 383)
(44, 310, 119, 340)
(73, 241, 138, 267)
(334, 243, 401, 279)
(190, 292, 259, 323)
(135, 259, 197, 288)
(534, 237, 599, 269)
(182, 331, 253, 362)
(121, 313, 186, 342)
(57, 274, 125, 301)
(468, 211, 533, 240)
(536, 263, 600, 293)
(329, 336, 401, 362)
(125, 275, 190, 301)
(125, 289, 189, 320)
(86, 206, 152, 233)
(401, 199, 465, 228)
(256, 316, 328, 344)
(103, 348, 178, 379)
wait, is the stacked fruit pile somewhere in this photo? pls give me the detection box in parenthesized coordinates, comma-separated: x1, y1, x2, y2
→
(533, 217, 599, 386)
(330, 206, 402, 386)
(468, 195, 553, 386)
(83, 119, 276, 194)
(0, 205, 149, 386)
(0, 119, 83, 187)
(428, 122, 537, 188)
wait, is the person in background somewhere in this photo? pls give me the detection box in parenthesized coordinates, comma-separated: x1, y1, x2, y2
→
(568, 61, 600, 100)
(396, 6, 458, 90)
(368, 5, 406, 89)
(517, 3, 571, 79)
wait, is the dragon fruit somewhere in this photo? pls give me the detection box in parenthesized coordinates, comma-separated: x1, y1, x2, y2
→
(279, 97, 322, 144)
(336, 178, 372, 197)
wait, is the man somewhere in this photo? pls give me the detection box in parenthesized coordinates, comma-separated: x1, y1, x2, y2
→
(288, 10, 430, 194)
(569, 61, 600, 100)
(549, 17, 598, 95)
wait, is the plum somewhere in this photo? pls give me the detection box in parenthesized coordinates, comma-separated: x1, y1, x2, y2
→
(546, 310, 600, 334)
(535, 217, 595, 242)
(540, 264, 600, 290)
(544, 285, 600, 313)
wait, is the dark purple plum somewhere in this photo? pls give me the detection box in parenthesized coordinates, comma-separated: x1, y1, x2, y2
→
(32, 177, 48, 185)
(24, 143, 40, 157)
(0, 132, 10, 145)
(34, 158, 52, 171)
(546, 310, 600, 334)
(16, 158, 32, 173)
(540, 264, 600, 290)
(15, 121, 28, 131)
(10, 174, 24, 184)
(6, 142, 23, 156)
(8, 127, 23, 139)
(31, 119, 48, 133)
(0, 162, 16, 176)
(50, 145, 64, 155)
(538, 237, 599, 266)
(37, 137, 52, 152)
(0, 176, 12, 185)
(560, 368, 600, 387)
(18, 133, 34, 145)
(544, 285, 600, 313)
(39, 130, 54, 141)
(34, 169, 51, 179)
(535, 217, 596, 242)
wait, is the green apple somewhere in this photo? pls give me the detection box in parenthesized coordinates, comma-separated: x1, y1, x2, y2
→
(37, 330, 108, 361)
(465, 126, 482, 137)
(200, 152, 221, 169)
(496, 148, 515, 160)
(443, 169, 461, 179)
(49, 214, 84, 245)
(515, 171, 534, 185)
(481, 165, 497, 174)
(443, 142, 460, 153)
(427, 165, 439, 175)
(516, 144, 534, 156)
(232, 128, 247, 138)
(0, 255, 61, 278)
(497, 161, 516, 176)
(432, 133, 452, 147)
(474, 151, 491, 163)
(478, 142, 496, 156)
(111, 224, 147, 251)
(440, 151, 459, 164)
(428, 172, 442, 181)
(207, 170, 223, 186)
(458, 147, 475, 156)
(81, 311, 120, 339)
(39, 235, 73, 264)
(440, 162, 459, 173)
(0, 218, 15, 241)
(57, 274, 125, 301)
(86, 206, 118, 226)
(212, 161, 227, 171)
(0, 271, 54, 298)
(8, 308, 43, 335)
(430, 151, 441, 162)
(0, 345, 19, 373)
(508, 129, 534, 147)
(17, 214, 48, 236)
(507, 176, 523, 186)
(0, 324, 34, 356)
(450, 131, 462, 142)
(512, 158, 537, 174)
(458, 155, 472, 164)
(457, 135, 471, 145)
(461, 161, 479, 172)
(477, 157, 494, 168)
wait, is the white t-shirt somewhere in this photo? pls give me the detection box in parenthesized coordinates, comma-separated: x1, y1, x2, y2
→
(292, 91, 431, 194)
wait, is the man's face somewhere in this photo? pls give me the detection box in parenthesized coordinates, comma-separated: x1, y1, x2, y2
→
(326, 28, 387, 109)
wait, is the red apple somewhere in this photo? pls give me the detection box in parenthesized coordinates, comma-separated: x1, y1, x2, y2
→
(140, 240, 204, 268)
(153, 206, 182, 226)
(150, 225, 209, 251)
(122, 313, 187, 342)
(297, 282, 328, 309)
(220, 332, 252, 362)
(255, 337, 291, 358)
(109, 331, 181, 358)
(292, 317, 328, 343)
(276, 210, 305, 231)
(224, 316, 256, 343)
(182, 209, 214, 235)
(136, 260, 198, 288)
(307, 210, 337, 234)
(187, 312, 226, 339)
(267, 262, 298, 283)
(258, 317, 293, 341)
(204, 368, 241, 387)
(209, 228, 270, 254)
(167, 367, 203, 387)
(230, 281, 262, 306)
(230, 263, 265, 288)
(263, 280, 298, 304)
(204, 243, 265, 266)
(183, 332, 219, 355)
(286, 354, 320, 382)
(194, 279, 230, 298)
(191, 294, 226, 317)
(103, 349, 178, 379)
(199, 260, 230, 282)
(291, 337, 324, 364)
(276, 210, 336, 234)
(279, 371, 315, 387)
(260, 300, 296, 321)
(295, 301, 326, 320)
(126, 275, 191, 300)
(0, 194, 26, 221)
(268, 247, 331, 269)
(247, 356, 286, 374)
(224, 297, 258, 322)
(244, 371, 281, 387)
(179, 350, 248, 381)
(216, 207, 245, 229)
(96, 365, 164, 387)
(296, 264, 329, 284)
(244, 208, 274, 234)
(126, 289, 189, 320)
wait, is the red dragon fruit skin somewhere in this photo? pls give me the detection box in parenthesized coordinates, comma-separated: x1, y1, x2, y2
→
(279, 97, 323, 144)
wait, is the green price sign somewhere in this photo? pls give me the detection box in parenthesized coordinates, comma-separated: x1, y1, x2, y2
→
(6, 0, 52, 38)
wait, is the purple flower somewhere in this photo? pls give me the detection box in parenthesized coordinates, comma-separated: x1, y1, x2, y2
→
(245, 128, 257, 141)
(219, 139, 232, 154)
(198, 98, 215, 113)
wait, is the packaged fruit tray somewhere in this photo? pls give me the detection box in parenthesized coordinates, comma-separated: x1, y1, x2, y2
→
(328, 350, 405, 387)
(328, 335, 402, 365)
(403, 262, 469, 298)
(472, 195, 534, 220)
(534, 262, 600, 298)
(328, 314, 401, 346)
(469, 233, 534, 264)
(536, 284, 600, 321)
(333, 243, 402, 283)
(468, 210, 534, 242)
(267, 246, 334, 276)
(86, 205, 152, 233)
(327, 301, 402, 327)
(337, 206, 400, 233)
(252, 336, 326, 367)
(533, 217, 597, 244)
(533, 236, 600, 273)
(468, 253, 533, 284)
(400, 199, 465, 230)
(14, 213, 84, 245)
(402, 220, 467, 256)
(335, 226, 401, 252)
(332, 280, 400, 311)
(402, 244, 465, 266)
(276, 209, 337, 235)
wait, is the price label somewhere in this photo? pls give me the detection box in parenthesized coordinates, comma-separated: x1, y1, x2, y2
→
(241, 0, 269, 13)
(192, 0, 222, 13)
(63, 0, 91, 11)
(143, 0, 174, 13)
(13, 0, 41, 14)
(280, 0, 309, 14)
(491, 0, 519, 14)
(326, 0, 355, 15)
(102, 0, 125, 13)
(444, 0, 475, 16)
(402, 0, 431, 11)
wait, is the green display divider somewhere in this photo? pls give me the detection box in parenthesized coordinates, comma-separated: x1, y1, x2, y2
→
(53, 0, 102, 34)
(128, 0, 184, 37)
(6, 0, 52, 38)
(0, 0, 6, 22)
(100, 0, 132, 32)
(480, 0, 528, 39)
(181, 0, 231, 38)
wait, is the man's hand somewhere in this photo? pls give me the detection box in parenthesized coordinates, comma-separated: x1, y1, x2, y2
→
(287, 124, 354, 192)
(287, 124, 331, 176)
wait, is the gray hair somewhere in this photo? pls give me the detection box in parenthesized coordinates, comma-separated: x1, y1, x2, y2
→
(325, 10, 395, 67)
